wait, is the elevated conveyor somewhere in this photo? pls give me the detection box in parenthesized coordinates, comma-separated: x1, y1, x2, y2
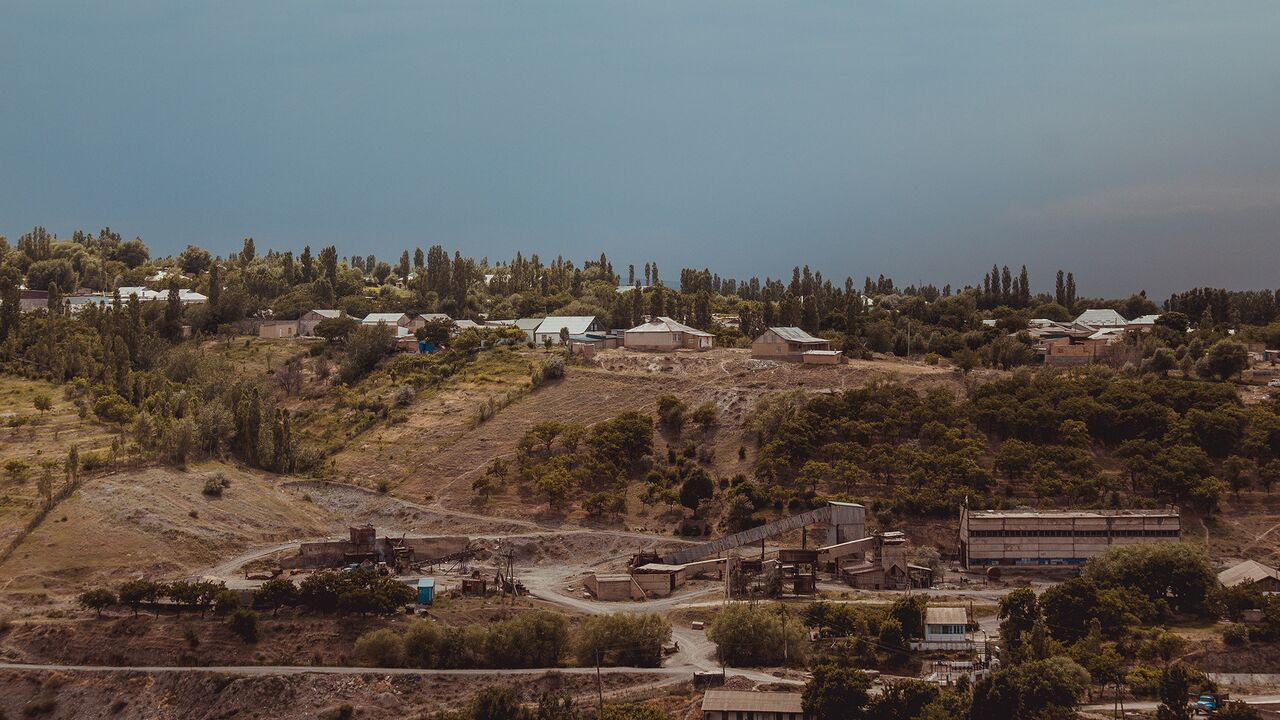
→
(661, 501, 866, 565)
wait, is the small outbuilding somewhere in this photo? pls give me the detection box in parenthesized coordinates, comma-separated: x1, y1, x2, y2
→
(258, 319, 299, 339)
(1219, 560, 1280, 594)
(416, 577, 436, 604)
(583, 573, 643, 601)
(924, 606, 970, 645)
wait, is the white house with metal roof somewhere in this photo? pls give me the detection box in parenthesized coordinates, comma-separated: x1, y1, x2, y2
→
(533, 316, 602, 345)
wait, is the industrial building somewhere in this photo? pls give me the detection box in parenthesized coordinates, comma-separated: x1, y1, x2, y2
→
(282, 526, 470, 572)
(701, 690, 804, 720)
(958, 507, 1181, 568)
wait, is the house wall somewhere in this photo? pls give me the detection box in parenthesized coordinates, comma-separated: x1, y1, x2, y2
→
(751, 330, 828, 360)
(624, 331, 683, 351)
(259, 322, 299, 339)
(298, 312, 332, 336)
(802, 353, 841, 365)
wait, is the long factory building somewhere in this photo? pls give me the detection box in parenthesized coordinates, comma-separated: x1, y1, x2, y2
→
(959, 506, 1181, 568)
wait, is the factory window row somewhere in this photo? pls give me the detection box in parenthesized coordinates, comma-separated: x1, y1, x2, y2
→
(966, 529, 1180, 538)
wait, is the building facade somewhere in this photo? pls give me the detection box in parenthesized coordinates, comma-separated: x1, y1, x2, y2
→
(701, 691, 805, 720)
(623, 317, 714, 351)
(959, 507, 1181, 568)
(751, 327, 831, 361)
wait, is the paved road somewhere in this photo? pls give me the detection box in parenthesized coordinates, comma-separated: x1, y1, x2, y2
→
(1079, 696, 1280, 712)
(0, 662, 683, 677)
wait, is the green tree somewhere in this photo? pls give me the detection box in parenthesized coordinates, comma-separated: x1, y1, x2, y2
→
(254, 578, 298, 616)
(77, 588, 116, 617)
(33, 392, 52, 415)
(802, 664, 871, 720)
(1196, 340, 1249, 382)
(678, 468, 714, 513)
(1155, 663, 1203, 720)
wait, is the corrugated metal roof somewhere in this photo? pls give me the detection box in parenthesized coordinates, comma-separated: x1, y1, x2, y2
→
(969, 506, 1178, 518)
(1075, 309, 1128, 327)
(767, 326, 826, 343)
(535, 316, 599, 335)
(701, 691, 803, 714)
(926, 607, 968, 626)
(1219, 560, 1280, 587)
(309, 309, 342, 318)
(624, 316, 713, 336)
(362, 312, 407, 324)
(419, 313, 452, 322)
(514, 318, 545, 330)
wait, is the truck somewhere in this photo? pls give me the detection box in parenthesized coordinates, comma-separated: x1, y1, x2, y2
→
(1194, 692, 1229, 715)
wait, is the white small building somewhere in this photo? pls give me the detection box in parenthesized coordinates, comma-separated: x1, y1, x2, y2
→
(914, 606, 972, 651)
(533, 316, 603, 345)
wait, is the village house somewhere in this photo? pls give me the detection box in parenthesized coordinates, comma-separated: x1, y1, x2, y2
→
(405, 312, 452, 332)
(116, 286, 208, 304)
(513, 317, 544, 342)
(701, 691, 805, 720)
(1219, 560, 1280, 594)
(258, 319, 300, 339)
(1073, 308, 1129, 328)
(751, 327, 831, 361)
(623, 316, 714, 351)
(533, 316, 602, 345)
(362, 312, 410, 327)
(298, 309, 343, 335)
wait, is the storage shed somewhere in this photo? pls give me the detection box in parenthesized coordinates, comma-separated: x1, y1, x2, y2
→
(416, 577, 436, 604)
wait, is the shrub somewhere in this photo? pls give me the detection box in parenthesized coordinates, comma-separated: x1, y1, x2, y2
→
(202, 475, 228, 497)
(226, 609, 258, 643)
(354, 628, 405, 667)
(1222, 623, 1250, 646)
(656, 395, 686, 433)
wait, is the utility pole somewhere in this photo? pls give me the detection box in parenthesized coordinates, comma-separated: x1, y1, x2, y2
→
(595, 647, 604, 719)
(781, 604, 789, 665)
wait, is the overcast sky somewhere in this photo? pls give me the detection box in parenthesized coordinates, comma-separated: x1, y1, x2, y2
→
(3, 2, 1279, 298)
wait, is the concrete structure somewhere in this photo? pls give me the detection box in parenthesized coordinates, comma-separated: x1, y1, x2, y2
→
(623, 316, 714, 351)
(1219, 560, 1280, 593)
(583, 573, 644, 601)
(752, 327, 830, 361)
(802, 350, 845, 365)
(701, 690, 804, 720)
(299, 309, 342, 335)
(283, 528, 469, 571)
(258, 319, 299, 339)
(835, 532, 933, 590)
(533, 316, 603, 345)
(959, 507, 1181, 568)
